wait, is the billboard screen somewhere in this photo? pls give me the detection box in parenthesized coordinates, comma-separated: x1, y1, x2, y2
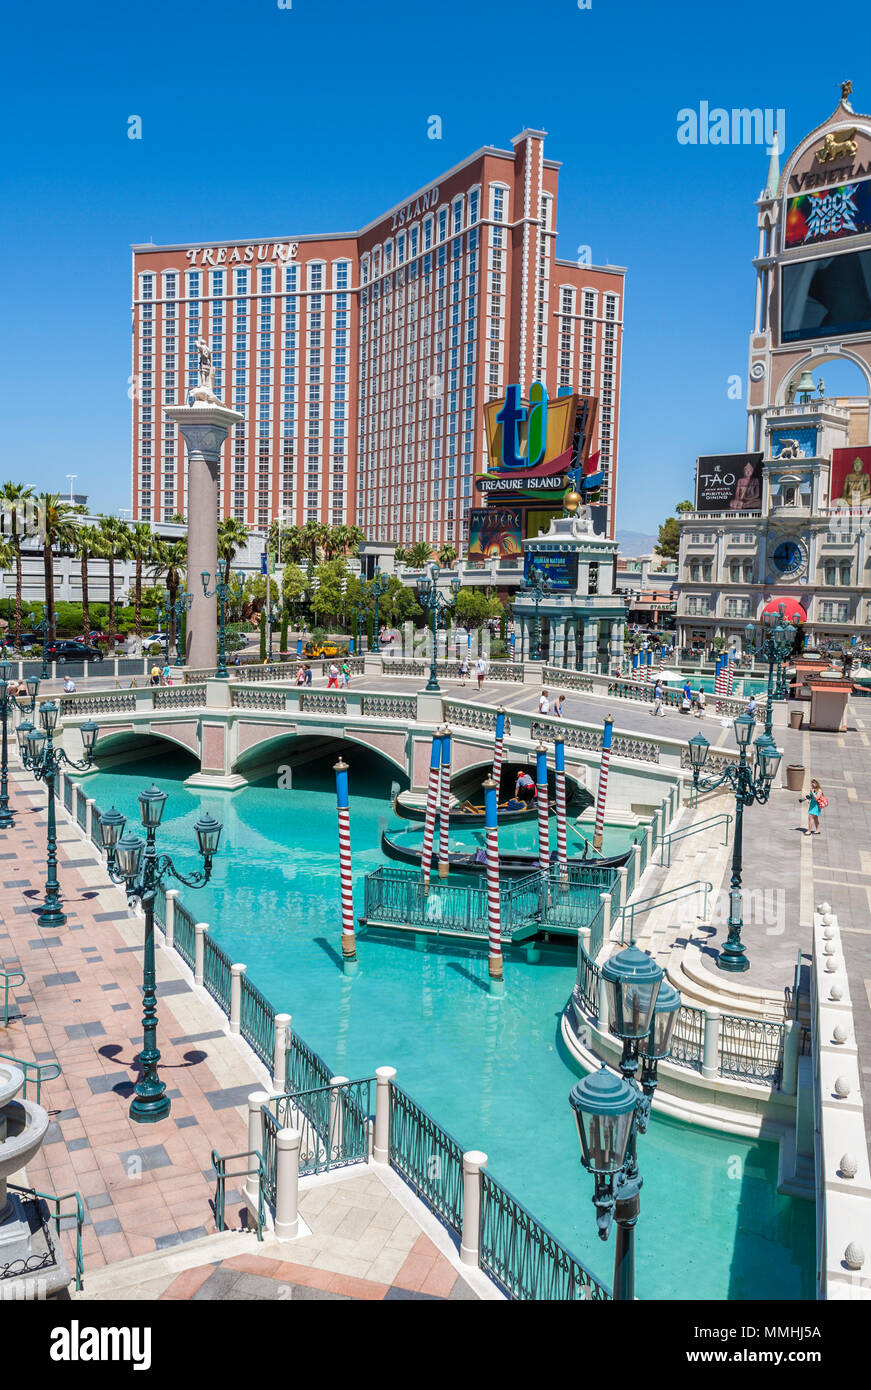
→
(781, 249, 871, 342)
(524, 551, 578, 591)
(785, 179, 871, 249)
(468, 507, 523, 560)
(830, 446, 871, 507)
(695, 453, 763, 513)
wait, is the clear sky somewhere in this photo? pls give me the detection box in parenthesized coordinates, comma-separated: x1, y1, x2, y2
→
(2, 0, 865, 531)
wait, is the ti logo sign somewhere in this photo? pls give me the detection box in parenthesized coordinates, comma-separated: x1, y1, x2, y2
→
(496, 383, 548, 470)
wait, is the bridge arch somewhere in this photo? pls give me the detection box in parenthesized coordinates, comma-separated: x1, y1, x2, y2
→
(232, 728, 410, 785)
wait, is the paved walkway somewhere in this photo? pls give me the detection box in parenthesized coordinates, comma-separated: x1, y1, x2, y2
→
(0, 771, 488, 1299)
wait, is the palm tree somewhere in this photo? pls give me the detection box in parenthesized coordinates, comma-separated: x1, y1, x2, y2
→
(0, 482, 35, 650)
(437, 543, 458, 568)
(302, 520, 330, 565)
(73, 521, 104, 644)
(150, 538, 187, 657)
(127, 521, 156, 643)
(38, 494, 80, 641)
(0, 537, 14, 653)
(96, 515, 131, 642)
(406, 540, 434, 569)
(217, 516, 250, 585)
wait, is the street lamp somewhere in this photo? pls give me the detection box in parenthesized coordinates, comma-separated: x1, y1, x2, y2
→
(202, 569, 243, 679)
(169, 590, 193, 668)
(569, 943, 680, 1301)
(31, 604, 51, 680)
(155, 594, 171, 665)
(368, 571, 389, 649)
(0, 662, 39, 828)
(744, 604, 796, 738)
(687, 715, 783, 972)
(415, 563, 460, 694)
(19, 701, 99, 927)
(351, 602, 367, 654)
(100, 785, 222, 1124)
(524, 563, 553, 662)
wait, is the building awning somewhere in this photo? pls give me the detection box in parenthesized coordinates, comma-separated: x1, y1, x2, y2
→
(762, 597, 807, 624)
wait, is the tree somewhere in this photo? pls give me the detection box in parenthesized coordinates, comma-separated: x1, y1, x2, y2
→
(96, 515, 131, 640)
(39, 494, 80, 640)
(281, 563, 309, 624)
(405, 540, 434, 569)
(217, 517, 250, 585)
(150, 537, 187, 655)
(437, 543, 458, 568)
(127, 521, 155, 642)
(455, 589, 502, 630)
(73, 521, 104, 643)
(0, 482, 35, 649)
(654, 501, 694, 561)
(310, 558, 348, 625)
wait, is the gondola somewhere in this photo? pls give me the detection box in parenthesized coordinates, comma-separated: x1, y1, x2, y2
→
(393, 759, 591, 827)
(381, 826, 632, 875)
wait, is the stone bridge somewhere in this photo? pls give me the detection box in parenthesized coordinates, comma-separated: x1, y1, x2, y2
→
(53, 676, 727, 813)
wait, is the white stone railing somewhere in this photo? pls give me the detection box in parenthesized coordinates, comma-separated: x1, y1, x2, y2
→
(811, 903, 871, 1300)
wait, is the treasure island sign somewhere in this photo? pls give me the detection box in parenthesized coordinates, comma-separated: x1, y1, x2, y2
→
(478, 385, 596, 496)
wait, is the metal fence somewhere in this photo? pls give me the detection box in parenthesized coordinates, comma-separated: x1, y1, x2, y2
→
(539, 863, 618, 932)
(262, 1078, 372, 1193)
(75, 788, 87, 830)
(285, 1032, 333, 1095)
(388, 1083, 465, 1235)
(364, 866, 490, 938)
(719, 1014, 785, 1087)
(479, 1171, 610, 1301)
(202, 933, 233, 1013)
(659, 812, 732, 869)
(239, 973, 276, 1067)
(173, 898, 197, 969)
(669, 1005, 705, 1073)
(63, 778, 73, 812)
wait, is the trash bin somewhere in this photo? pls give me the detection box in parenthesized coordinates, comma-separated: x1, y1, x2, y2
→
(789, 708, 803, 730)
(785, 765, 805, 792)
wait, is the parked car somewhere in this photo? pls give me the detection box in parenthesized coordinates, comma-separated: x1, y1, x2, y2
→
(303, 640, 347, 658)
(142, 633, 169, 647)
(47, 641, 104, 664)
(76, 631, 124, 645)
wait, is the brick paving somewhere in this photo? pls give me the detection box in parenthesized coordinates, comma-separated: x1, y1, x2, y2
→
(0, 769, 486, 1300)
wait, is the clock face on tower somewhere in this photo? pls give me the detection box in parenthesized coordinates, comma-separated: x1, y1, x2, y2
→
(770, 538, 805, 577)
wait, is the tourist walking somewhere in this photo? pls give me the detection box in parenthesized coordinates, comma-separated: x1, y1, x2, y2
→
(458, 657, 470, 686)
(63, 675, 76, 693)
(553, 694, 566, 719)
(692, 687, 707, 716)
(303, 664, 313, 686)
(341, 660, 350, 687)
(475, 654, 488, 690)
(296, 665, 305, 686)
(800, 779, 827, 835)
(327, 662, 340, 689)
(745, 694, 757, 722)
(651, 679, 666, 716)
(538, 688, 550, 715)
(150, 666, 161, 687)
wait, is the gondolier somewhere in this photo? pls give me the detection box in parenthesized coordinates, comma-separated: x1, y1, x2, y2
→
(514, 770, 536, 805)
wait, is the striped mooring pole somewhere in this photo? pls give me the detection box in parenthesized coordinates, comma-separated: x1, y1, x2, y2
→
(483, 777, 503, 983)
(491, 707, 506, 793)
(659, 644, 666, 674)
(334, 759, 356, 963)
(420, 730, 443, 891)
(438, 726, 451, 878)
(593, 714, 614, 852)
(554, 735, 568, 873)
(536, 742, 550, 873)
(726, 650, 735, 695)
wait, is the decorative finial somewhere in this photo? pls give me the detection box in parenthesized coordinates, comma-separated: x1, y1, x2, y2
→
(841, 78, 853, 104)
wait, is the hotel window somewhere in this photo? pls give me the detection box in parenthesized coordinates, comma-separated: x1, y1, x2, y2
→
(211, 271, 224, 296)
(163, 273, 177, 299)
(259, 267, 273, 294)
(437, 209, 447, 242)
(491, 186, 507, 221)
(409, 226, 419, 259)
(334, 261, 350, 290)
(308, 262, 324, 291)
(840, 564, 851, 585)
(234, 269, 249, 296)
(397, 233, 406, 264)
(605, 295, 619, 320)
(139, 273, 153, 300)
(186, 272, 200, 298)
(468, 189, 479, 224)
(452, 199, 463, 234)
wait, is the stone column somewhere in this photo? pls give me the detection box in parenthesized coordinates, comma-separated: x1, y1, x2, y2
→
(582, 620, 598, 672)
(566, 620, 577, 669)
(460, 1151, 488, 1266)
(553, 618, 565, 668)
(373, 1065, 396, 1163)
(610, 619, 625, 671)
(166, 403, 243, 672)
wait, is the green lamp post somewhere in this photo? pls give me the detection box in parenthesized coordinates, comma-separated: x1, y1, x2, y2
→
(0, 663, 39, 829)
(687, 715, 783, 972)
(744, 603, 796, 739)
(100, 786, 222, 1124)
(415, 563, 460, 693)
(19, 701, 100, 927)
(524, 563, 553, 661)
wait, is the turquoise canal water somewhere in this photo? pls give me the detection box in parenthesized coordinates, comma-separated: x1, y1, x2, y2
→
(81, 748, 814, 1300)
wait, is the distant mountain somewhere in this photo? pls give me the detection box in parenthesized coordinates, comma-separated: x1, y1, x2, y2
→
(615, 529, 657, 557)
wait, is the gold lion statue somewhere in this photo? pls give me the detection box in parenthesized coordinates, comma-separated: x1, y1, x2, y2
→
(816, 128, 858, 163)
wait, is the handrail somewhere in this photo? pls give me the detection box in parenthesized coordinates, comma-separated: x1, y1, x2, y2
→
(0, 1054, 62, 1104)
(618, 880, 713, 944)
(211, 1147, 265, 1241)
(659, 813, 732, 868)
(1, 969, 25, 1026)
(8, 1184, 85, 1290)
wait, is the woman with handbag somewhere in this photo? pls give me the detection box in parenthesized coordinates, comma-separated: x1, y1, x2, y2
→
(799, 779, 827, 835)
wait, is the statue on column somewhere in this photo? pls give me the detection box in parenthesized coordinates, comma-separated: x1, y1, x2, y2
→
(191, 337, 221, 406)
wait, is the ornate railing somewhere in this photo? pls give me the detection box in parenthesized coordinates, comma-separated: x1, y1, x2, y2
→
(153, 882, 167, 931)
(531, 718, 661, 765)
(669, 1005, 705, 1073)
(360, 694, 417, 721)
(388, 1083, 464, 1235)
(263, 1078, 372, 1187)
(300, 692, 348, 714)
(719, 1014, 785, 1087)
(5, 1185, 85, 1292)
(541, 666, 596, 693)
(320, 658, 365, 676)
(538, 863, 618, 932)
(364, 865, 491, 937)
(239, 973, 276, 1067)
(576, 947, 600, 1015)
(479, 1171, 610, 1301)
(173, 898, 197, 969)
(153, 685, 206, 709)
(240, 662, 299, 684)
(231, 686, 287, 710)
(285, 1032, 333, 1096)
(89, 804, 103, 848)
(62, 692, 136, 716)
(443, 701, 510, 734)
(63, 778, 73, 812)
(75, 788, 87, 830)
(202, 933, 233, 1013)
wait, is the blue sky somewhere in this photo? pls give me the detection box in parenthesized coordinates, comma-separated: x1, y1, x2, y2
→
(1, 0, 864, 531)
